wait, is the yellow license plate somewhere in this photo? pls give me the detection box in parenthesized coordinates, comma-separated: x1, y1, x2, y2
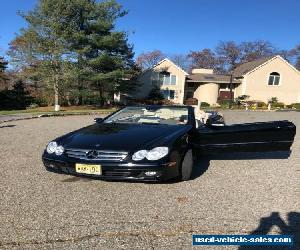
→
(75, 164, 102, 175)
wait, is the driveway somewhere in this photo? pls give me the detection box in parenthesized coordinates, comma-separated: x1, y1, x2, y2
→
(0, 111, 299, 249)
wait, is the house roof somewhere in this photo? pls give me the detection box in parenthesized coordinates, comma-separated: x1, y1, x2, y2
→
(187, 73, 240, 83)
(149, 58, 189, 76)
(233, 56, 275, 77)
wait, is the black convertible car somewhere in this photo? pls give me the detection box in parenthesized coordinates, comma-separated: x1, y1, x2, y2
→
(42, 105, 296, 181)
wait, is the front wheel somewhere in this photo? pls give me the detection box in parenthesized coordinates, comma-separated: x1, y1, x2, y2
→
(180, 149, 194, 181)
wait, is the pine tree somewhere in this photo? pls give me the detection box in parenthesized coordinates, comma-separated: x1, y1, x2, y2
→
(9, 0, 140, 109)
(66, 0, 140, 105)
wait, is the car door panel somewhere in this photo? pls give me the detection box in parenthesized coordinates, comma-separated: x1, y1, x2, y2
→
(191, 120, 296, 154)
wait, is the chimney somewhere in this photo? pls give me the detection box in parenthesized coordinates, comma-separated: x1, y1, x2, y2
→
(191, 68, 214, 74)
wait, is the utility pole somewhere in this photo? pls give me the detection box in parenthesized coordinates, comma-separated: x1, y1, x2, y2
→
(228, 73, 233, 109)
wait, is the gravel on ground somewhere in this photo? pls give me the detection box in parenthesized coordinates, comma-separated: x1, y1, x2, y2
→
(0, 111, 299, 249)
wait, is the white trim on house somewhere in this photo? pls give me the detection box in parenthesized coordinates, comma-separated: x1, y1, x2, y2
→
(244, 55, 300, 77)
(186, 80, 237, 83)
(150, 58, 189, 76)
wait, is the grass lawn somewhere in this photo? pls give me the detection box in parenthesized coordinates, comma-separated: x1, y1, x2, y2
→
(0, 106, 116, 115)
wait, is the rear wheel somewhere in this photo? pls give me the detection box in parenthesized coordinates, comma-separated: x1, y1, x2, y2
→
(180, 149, 194, 181)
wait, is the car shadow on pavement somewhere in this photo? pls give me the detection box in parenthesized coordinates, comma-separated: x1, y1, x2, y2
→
(239, 212, 300, 250)
(190, 150, 291, 181)
(61, 176, 93, 182)
(58, 151, 292, 184)
(206, 150, 291, 160)
(190, 156, 211, 180)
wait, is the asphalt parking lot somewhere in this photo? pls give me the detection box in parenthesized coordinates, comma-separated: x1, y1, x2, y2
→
(0, 111, 299, 249)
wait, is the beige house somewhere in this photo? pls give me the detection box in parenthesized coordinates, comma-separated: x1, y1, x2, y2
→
(132, 55, 300, 105)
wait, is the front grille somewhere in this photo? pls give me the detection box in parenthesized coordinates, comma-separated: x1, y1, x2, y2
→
(104, 171, 132, 177)
(103, 170, 142, 177)
(65, 148, 128, 162)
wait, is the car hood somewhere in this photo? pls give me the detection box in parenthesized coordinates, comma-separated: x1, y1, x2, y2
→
(58, 123, 191, 152)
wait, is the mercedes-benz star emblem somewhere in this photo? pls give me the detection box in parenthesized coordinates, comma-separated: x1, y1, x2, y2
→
(86, 150, 98, 159)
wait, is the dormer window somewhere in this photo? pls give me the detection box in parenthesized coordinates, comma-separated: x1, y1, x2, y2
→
(268, 72, 280, 86)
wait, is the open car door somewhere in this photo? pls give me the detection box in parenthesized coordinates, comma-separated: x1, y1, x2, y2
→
(192, 120, 296, 155)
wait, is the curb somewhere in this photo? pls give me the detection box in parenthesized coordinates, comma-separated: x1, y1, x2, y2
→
(0, 111, 112, 124)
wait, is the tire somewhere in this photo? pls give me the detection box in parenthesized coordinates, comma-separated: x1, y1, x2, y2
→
(180, 149, 194, 181)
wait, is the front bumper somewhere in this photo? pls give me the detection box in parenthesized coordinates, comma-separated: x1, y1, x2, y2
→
(42, 156, 179, 182)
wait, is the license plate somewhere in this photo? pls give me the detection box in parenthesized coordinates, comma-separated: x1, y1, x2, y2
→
(75, 164, 102, 175)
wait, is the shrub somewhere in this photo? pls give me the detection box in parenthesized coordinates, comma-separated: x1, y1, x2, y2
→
(200, 102, 210, 107)
(268, 97, 279, 104)
(218, 99, 231, 107)
(247, 100, 267, 109)
(184, 98, 198, 105)
(132, 99, 174, 105)
(34, 97, 49, 107)
(0, 80, 34, 110)
(147, 86, 164, 100)
(256, 101, 267, 108)
(273, 102, 285, 108)
(235, 95, 250, 106)
(291, 103, 300, 109)
(27, 103, 39, 109)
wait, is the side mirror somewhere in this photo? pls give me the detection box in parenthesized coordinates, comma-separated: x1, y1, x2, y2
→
(94, 118, 103, 123)
(206, 113, 225, 127)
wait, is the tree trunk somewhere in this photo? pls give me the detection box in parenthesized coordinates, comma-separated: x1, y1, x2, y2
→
(78, 79, 83, 105)
(99, 82, 104, 106)
(54, 78, 60, 111)
(66, 92, 71, 106)
(52, 57, 60, 111)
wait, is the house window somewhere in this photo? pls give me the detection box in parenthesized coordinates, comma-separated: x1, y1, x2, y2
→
(170, 75, 177, 85)
(151, 72, 159, 86)
(219, 84, 230, 90)
(186, 91, 194, 99)
(152, 72, 177, 86)
(162, 89, 175, 100)
(169, 90, 175, 99)
(164, 74, 170, 85)
(268, 72, 280, 86)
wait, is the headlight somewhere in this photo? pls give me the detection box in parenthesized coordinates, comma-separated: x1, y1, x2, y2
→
(46, 141, 64, 156)
(132, 147, 169, 161)
(46, 141, 57, 154)
(146, 147, 169, 160)
(132, 150, 148, 161)
(55, 146, 64, 156)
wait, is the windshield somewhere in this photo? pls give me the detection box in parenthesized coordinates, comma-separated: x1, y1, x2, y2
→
(104, 106, 189, 125)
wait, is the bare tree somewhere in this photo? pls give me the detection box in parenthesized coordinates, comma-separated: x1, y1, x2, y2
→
(136, 50, 165, 69)
(240, 40, 275, 62)
(188, 49, 222, 72)
(277, 49, 294, 62)
(169, 54, 190, 71)
(289, 45, 300, 70)
(216, 41, 241, 71)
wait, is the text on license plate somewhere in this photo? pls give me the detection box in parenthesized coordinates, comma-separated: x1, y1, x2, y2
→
(75, 164, 102, 175)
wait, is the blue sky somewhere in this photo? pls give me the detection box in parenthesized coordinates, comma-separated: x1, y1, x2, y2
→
(1, 0, 300, 58)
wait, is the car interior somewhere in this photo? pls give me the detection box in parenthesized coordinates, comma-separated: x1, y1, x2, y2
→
(138, 108, 189, 125)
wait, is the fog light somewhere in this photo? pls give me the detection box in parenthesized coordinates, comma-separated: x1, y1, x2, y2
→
(144, 171, 157, 176)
